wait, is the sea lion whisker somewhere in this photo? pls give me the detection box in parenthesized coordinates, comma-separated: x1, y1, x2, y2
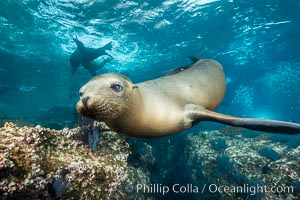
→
(110, 101, 136, 112)
(118, 109, 130, 121)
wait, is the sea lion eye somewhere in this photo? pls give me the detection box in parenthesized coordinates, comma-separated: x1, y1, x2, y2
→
(110, 83, 123, 92)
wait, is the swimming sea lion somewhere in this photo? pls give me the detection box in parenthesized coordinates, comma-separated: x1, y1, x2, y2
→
(70, 36, 113, 76)
(76, 59, 300, 137)
(84, 56, 113, 76)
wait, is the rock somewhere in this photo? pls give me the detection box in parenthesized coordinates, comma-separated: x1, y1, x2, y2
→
(0, 122, 150, 199)
(184, 127, 300, 199)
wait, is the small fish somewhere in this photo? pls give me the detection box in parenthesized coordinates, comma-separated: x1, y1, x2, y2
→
(166, 56, 200, 75)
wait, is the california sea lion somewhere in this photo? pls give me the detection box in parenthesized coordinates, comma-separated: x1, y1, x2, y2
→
(83, 56, 113, 76)
(76, 59, 300, 137)
(70, 36, 113, 76)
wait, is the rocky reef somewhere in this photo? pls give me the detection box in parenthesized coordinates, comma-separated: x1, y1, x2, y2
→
(0, 121, 150, 199)
(1, 119, 299, 200)
(184, 127, 300, 200)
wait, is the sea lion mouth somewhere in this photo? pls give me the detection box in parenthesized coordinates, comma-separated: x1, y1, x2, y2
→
(76, 96, 123, 122)
(76, 100, 89, 117)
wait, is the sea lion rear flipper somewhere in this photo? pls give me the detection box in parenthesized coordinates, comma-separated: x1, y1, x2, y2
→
(82, 63, 97, 76)
(101, 56, 113, 65)
(88, 68, 97, 76)
(104, 52, 113, 59)
(184, 104, 300, 134)
(101, 41, 112, 51)
(70, 51, 81, 75)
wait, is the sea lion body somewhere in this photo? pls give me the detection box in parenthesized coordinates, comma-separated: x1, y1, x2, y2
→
(117, 60, 225, 136)
(77, 59, 300, 137)
(70, 37, 112, 76)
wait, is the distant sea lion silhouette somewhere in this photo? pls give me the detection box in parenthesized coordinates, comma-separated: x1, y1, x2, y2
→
(83, 56, 113, 76)
(70, 36, 113, 76)
(76, 59, 300, 137)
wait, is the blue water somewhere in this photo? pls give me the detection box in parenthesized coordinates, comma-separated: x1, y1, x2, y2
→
(0, 0, 300, 198)
(0, 0, 299, 126)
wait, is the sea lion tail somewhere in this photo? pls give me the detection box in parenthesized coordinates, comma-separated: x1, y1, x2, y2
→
(185, 104, 300, 134)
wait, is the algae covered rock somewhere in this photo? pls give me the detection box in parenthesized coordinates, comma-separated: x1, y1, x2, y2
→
(0, 122, 145, 199)
(184, 127, 300, 199)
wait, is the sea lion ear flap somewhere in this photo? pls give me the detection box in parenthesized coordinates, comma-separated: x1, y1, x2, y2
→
(132, 85, 138, 89)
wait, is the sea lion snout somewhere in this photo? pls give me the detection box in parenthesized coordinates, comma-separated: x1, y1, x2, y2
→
(81, 96, 90, 109)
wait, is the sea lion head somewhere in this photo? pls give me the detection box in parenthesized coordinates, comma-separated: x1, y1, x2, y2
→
(76, 73, 137, 122)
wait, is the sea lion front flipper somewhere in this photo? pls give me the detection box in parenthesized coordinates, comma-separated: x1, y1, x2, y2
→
(73, 37, 85, 49)
(82, 63, 97, 76)
(165, 66, 190, 76)
(188, 56, 200, 63)
(104, 52, 113, 59)
(184, 104, 300, 134)
(166, 56, 201, 76)
(71, 64, 80, 75)
(70, 50, 81, 75)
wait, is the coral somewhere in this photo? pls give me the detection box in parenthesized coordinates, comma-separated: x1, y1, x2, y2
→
(0, 122, 149, 199)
